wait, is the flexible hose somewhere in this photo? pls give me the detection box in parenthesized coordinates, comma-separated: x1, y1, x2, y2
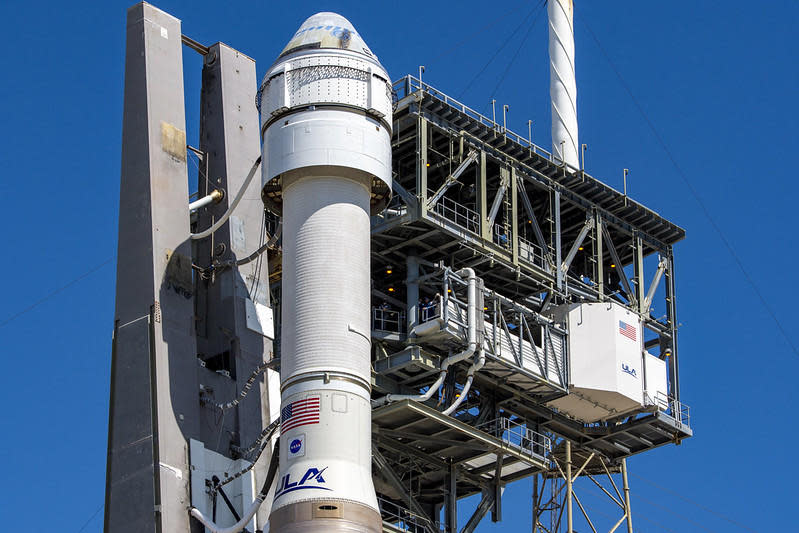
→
(208, 361, 272, 411)
(373, 268, 478, 407)
(235, 222, 282, 266)
(442, 347, 485, 416)
(190, 156, 262, 240)
(190, 437, 280, 533)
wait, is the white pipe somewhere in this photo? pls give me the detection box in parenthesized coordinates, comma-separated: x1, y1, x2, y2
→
(441, 347, 485, 416)
(374, 268, 478, 406)
(189, 189, 224, 212)
(548, 0, 579, 169)
(190, 437, 280, 533)
(190, 495, 265, 533)
(190, 156, 261, 240)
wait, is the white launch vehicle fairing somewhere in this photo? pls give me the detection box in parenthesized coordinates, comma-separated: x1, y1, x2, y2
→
(258, 12, 392, 533)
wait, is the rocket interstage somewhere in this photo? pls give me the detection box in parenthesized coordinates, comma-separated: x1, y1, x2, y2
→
(258, 12, 392, 533)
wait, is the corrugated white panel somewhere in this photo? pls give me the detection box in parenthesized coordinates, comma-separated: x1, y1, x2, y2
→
(281, 175, 372, 383)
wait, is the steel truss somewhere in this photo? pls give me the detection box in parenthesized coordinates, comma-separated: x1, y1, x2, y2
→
(369, 76, 690, 532)
(533, 441, 634, 533)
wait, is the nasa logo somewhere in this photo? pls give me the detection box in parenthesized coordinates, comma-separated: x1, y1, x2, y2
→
(290, 439, 302, 454)
(288, 434, 305, 457)
(274, 467, 332, 500)
(621, 363, 638, 378)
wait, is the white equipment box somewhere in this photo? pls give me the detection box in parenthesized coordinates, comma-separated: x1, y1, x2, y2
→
(548, 302, 667, 422)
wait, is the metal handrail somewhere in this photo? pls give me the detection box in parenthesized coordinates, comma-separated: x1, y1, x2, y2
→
(393, 75, 557, 162)
(477, 417, 552, 459)
(378, 497, 443, 533)
(645, 390, 691, 429)
(518, 236, 546, 268)
(373, 308, 406, 334)
(430, 194, 480, 235)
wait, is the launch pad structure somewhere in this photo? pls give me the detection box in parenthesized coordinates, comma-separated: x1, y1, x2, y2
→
(105, 3, 691, 533)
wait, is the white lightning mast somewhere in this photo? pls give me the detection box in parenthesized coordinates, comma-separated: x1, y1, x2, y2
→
(548, 0, 579, 168)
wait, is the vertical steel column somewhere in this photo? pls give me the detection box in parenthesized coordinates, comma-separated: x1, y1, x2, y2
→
(665, 247, 680, 402)
(554, 190, 563, 290)
(533, 475, 540, 532)
(406, 254, 420, 335)
(447, 462, 458, 533)
(566, 440, 573, 533)
(622, 458, 634, 533)
(510, 167, 519, 265)
(595, 212, 604, 300)
(634, 234, 645, 313)
(417, 116, 429, 216)
(478, 151, 491, 241)
(105, 4, 197, 532)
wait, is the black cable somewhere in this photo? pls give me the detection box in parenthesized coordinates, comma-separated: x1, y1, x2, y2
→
(487, 0, 548, 102)
(75, 503, 104, 533)
(458, 0, 546, 101)
(207, 359, 273, 411)
(576, 11, 799, 358)
(0, 257, 113, 330)
(215, 418, 280, 492)
(427, 0, 532, 64)
(629, 472, 759, 532)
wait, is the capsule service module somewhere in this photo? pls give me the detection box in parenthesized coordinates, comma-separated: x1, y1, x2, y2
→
(258, 12, 392, 533)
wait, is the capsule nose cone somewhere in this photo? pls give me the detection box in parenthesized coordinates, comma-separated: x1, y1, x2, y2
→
(279, 11, 376, 59)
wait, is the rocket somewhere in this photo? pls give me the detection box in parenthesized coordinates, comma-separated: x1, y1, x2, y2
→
(259, 12, 392, 533)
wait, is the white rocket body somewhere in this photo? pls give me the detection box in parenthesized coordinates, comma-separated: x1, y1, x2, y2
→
(548, 0, 580, 169)
(259, 12, 392, 533)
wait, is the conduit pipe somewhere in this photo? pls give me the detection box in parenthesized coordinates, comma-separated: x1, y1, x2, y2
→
(374, 268, 479, 407)
(190, 437, 279, 533)
(189, 188, 224, 212)
(190, 156, 262, 240)
(441, 347, 485, 416)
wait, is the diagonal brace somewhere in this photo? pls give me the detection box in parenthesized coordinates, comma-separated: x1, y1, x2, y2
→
(487, 181, 509, 226)
(461, 490, 496, 533)
(426, 149, 479, 209)
(602, 224, 636, 305)
(560, 217, 594, 274)
(642, 256, 667, 314)
(372, 445, 436, 533)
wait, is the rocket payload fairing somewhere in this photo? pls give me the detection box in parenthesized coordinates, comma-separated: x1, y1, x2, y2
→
(258, 12, 392, 533)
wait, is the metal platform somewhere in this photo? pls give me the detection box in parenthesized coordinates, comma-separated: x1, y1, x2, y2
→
(373, 400, 550, 501)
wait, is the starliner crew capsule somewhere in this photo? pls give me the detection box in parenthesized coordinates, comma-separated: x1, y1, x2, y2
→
(258, 12, 392, 533)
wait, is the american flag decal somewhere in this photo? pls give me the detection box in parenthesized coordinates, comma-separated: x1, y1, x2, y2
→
(281, 397, 321, 433)
(619, 320, 637, 341)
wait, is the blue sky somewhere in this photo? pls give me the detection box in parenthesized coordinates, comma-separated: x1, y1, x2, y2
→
(1, 1, 796, 531)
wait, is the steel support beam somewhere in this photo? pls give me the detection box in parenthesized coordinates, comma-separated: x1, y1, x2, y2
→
(461, 490, 495, 533)
(642, 256, 667, 314)
(622, 458, 634, 533)
(447, 462, 458, 533)
(511, 167, 519, 264)
(566, 441, 573, 533)
(595, 211, 604, 300)
(478, 151, 491, 241)
(561, 217, 594, 275)
(427, 149, 478, 208)
(602, 223, 635, 305)
(554, 191, 563, 289)
(487, 170, 509, 226)
(518, 181, 549, 255)
(372, 446, 435, 532)
(634, 234, 646, 313)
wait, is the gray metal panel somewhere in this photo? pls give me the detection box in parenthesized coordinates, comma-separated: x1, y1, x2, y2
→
(106, 4, 198, 532)
(194, 42, 274, 527)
